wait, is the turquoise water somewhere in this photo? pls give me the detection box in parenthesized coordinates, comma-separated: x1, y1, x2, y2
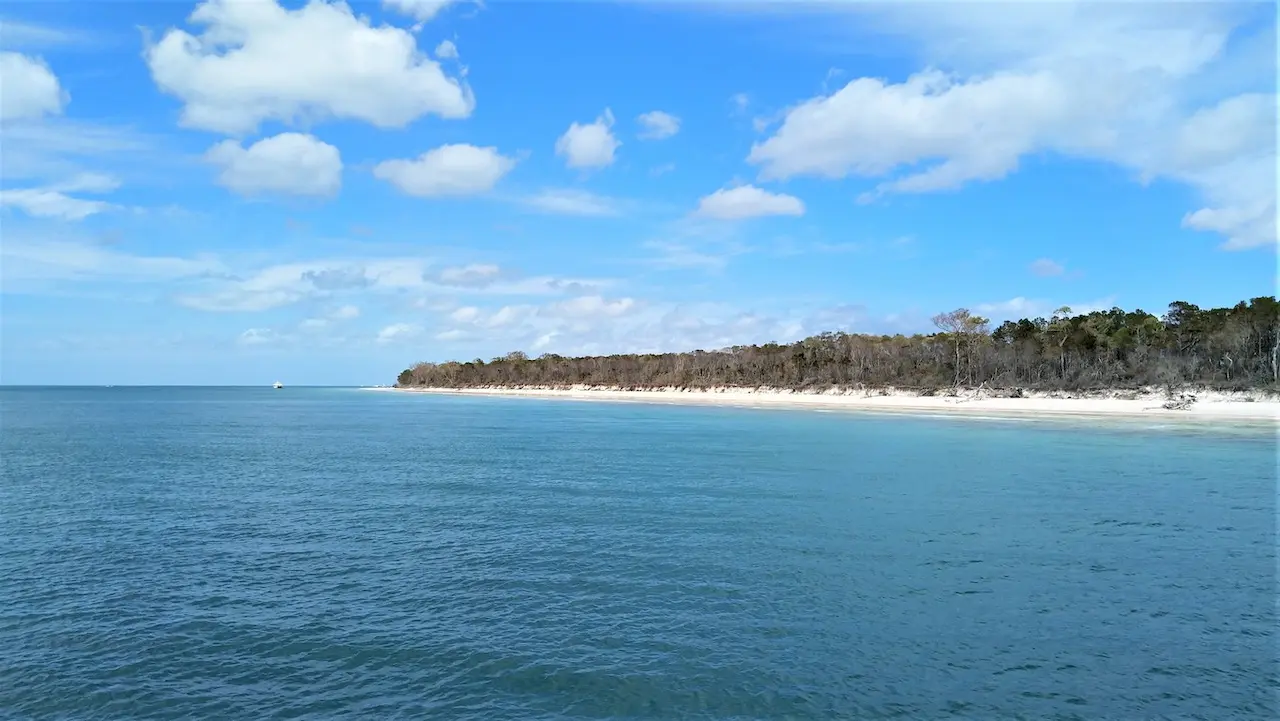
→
(1, 387, 1275, 720)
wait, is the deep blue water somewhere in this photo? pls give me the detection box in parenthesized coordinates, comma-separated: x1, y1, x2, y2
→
(0, 387, 1275, 720)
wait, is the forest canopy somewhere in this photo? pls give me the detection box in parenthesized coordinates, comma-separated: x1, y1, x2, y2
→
(397, 297, 1279, 393)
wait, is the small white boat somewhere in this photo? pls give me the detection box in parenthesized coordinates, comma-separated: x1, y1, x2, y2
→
(273, 381, 284, 389)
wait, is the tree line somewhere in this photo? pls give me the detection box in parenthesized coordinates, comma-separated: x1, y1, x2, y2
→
(397, 297, 1279, 393)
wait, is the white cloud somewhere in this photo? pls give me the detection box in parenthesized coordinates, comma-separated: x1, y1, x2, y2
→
(642, 239, 749, 272)
(206, 132, 342, 197)
(0, 119, 158, 184)
(429, 293, 879, 359)
(374, 144, 516, 197)
(0, 173, 123, 221)
(1, 236, 223, 284)
(1029, 258, 1065, 277)
(435, 39, 459, 59)
(437, 263, 502, 287)
(450, 306, 480, 322)
(520, 188, 620, 217)
(174, 256, 608, 313)
(0, 20, 88, 50)
(48, 172, 121, 194)
(300, 304, 360, 330)
(638, 216, 755, 270)
(753, 69, 1068, 188)
(555, 108, 620, 169)
(974, 297, 1047, 319)
(237, 328, 279, 346)
(0, 51, 66, 121)
(177, 258, 432, 312)
(435, 328, 469, 342)
(1168, 93, 1275, 250)
(650, 162, 676, 177)
(0, 188, 113, 221)
(730, 92, 750, 114)
(144, 0, 473, 134)
(377, 322, 420, 344)
(975, 295, 1115, 321)
(384, 0, 458, 22)
(746, 2, 1275, 249)
(485, 305, 532, 329)
(547, 295, 637, 320)
(637, 110, 680, 140)
(428, 265, 610, 297)
(437, 295, 640, 339)
(694, 184, 805, 220)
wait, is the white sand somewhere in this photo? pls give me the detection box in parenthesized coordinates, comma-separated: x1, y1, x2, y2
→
(368, 385, 1280, 424)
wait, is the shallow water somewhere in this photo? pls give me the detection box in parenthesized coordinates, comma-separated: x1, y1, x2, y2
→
(1, 387, 1275, 719)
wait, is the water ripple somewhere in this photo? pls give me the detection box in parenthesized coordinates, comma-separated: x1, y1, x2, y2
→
(0, 387, 1275, 719)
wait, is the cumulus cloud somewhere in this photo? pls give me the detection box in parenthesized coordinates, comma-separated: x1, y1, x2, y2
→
(374, 144, 516, 197)
(383, 0, 458, 22)
(1167, 93, 1275, 250)
(434, 39, 459, 59)
(205, 132, 342, 197)
(751, 69, 1075, 188)
(555, 108, 620, 169)
(0, 51, 66, 121)
(746, 2, 1275, 249)
(694, 184, 805, 220)
(636, 110, 680, 140)
(144, 0, 473, 134)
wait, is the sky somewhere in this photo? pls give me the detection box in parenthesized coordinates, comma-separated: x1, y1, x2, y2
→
(0, 0, 1275, 386)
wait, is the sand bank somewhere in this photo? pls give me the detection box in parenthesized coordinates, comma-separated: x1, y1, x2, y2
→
(369, 385, 1279, 423)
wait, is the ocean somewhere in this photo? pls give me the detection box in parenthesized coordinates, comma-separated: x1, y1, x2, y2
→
(1, 387, 1274, 720)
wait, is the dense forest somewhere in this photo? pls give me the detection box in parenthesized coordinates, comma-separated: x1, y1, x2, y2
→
(397, 297, 1279, 394)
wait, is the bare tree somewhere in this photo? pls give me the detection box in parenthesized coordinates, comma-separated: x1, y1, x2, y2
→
(396, 297, 1279, 394)
(932, 309, 990, 386)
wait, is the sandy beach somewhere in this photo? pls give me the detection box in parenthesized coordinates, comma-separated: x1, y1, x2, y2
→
(370, 385, 1280, 423)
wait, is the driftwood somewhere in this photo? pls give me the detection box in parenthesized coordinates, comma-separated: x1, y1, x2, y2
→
(1161, 393, 1197, 411)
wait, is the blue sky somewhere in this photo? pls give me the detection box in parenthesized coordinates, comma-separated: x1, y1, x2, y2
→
(1, 0, 1275, 386)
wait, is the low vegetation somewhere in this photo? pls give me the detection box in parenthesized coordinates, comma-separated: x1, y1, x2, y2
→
(397, 297, 1279, 394)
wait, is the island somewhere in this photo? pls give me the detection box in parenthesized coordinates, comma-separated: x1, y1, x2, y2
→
(389, 298, 1279, 421)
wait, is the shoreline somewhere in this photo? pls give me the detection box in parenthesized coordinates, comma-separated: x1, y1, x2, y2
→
(367, 385, 1280, 424)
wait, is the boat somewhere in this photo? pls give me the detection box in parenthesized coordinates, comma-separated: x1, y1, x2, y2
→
(273, 381, 283, 389)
